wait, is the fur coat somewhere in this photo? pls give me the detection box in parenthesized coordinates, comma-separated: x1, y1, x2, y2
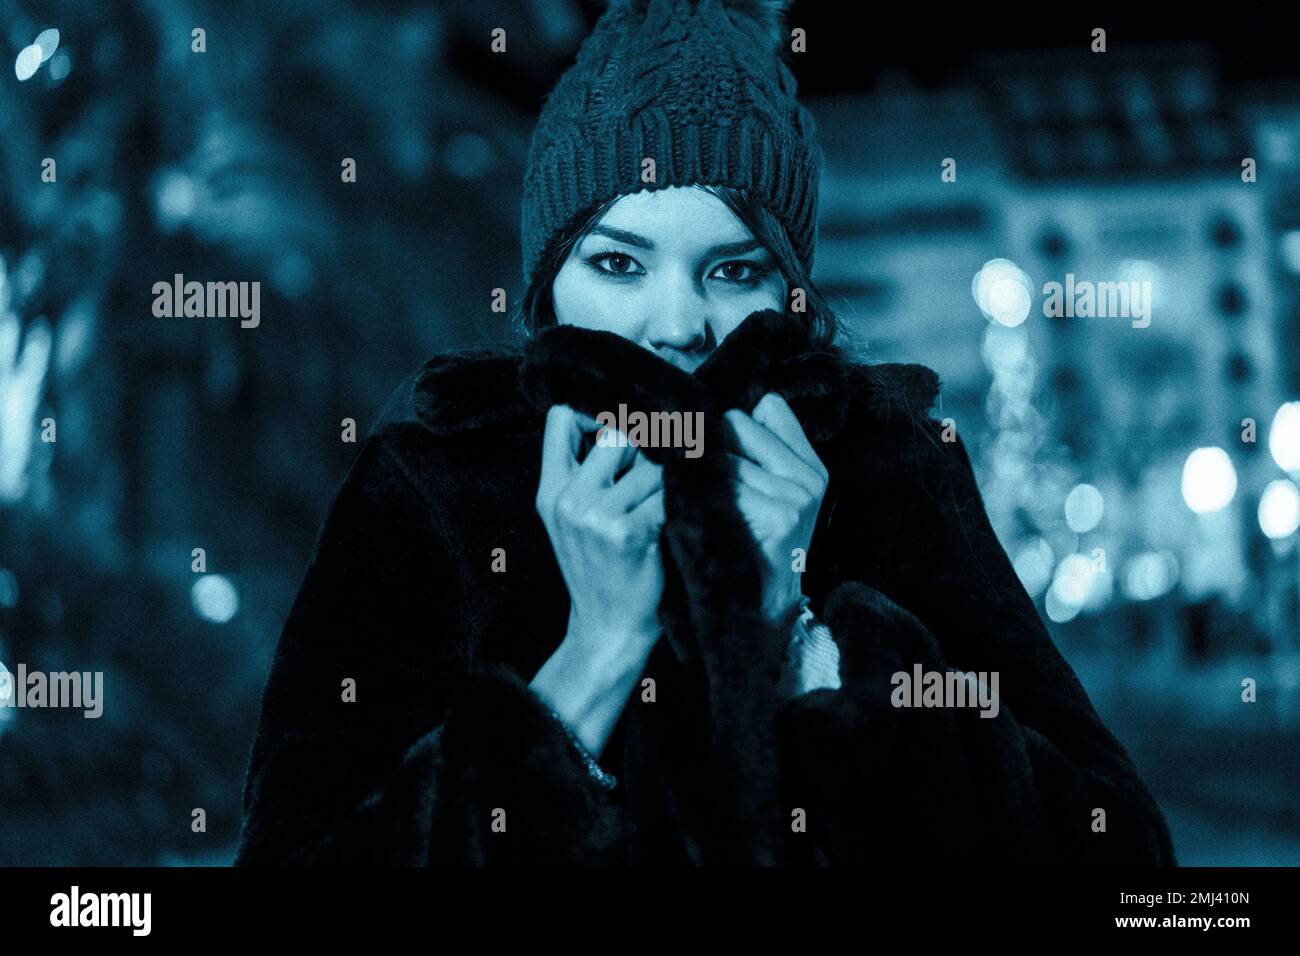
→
(233, 309, 1177, 866)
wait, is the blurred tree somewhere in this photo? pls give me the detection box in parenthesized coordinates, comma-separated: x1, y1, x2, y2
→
(0, 0, 587, 864)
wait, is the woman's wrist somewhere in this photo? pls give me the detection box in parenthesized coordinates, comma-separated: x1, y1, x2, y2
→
(562, 623, 653, 691)
(764, 581, 805, 632)
(759, 561, 804, 623)
(530, 627, 648, 758)
(565, 610, 659, 673)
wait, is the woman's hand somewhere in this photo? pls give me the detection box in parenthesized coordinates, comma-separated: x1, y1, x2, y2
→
(535, 404, 666, 671)
(724, 392, 829, 627)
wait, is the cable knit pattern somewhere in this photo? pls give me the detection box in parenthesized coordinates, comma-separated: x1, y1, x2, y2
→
(520, 0, 823, 285)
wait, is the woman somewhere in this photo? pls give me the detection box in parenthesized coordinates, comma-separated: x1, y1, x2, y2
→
(234, 0, 1176, 866)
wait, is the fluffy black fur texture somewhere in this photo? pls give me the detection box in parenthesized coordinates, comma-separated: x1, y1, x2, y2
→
(234, 309, 1177, 866)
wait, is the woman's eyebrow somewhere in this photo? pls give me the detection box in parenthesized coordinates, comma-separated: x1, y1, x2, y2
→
(701, 238, 764, 258)
(589, 225, 655, 249)
(587, 226, 763, 260)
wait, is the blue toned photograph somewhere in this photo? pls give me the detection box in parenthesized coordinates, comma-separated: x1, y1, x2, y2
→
(0, 0, 1296, 933)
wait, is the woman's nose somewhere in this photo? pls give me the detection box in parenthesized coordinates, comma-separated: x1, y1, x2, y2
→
(645, 280, 711, 357)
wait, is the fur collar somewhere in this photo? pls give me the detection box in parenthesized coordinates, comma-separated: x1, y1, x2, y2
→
(408, 308, 941, 866)
(410, 309, 940, 442)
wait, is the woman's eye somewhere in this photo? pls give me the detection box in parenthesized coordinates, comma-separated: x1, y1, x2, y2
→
(587, 252, 643, 278)
(712, 260, 767, 284)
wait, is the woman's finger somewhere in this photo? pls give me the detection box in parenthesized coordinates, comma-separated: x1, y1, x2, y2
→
(732, 479, 795, 538)
(607, 453, 664, 511)
(570, 426, 639, 492)
(752, 392, 824, 475)
(628, 488, 666, 535)
(724, 408, 821, 495)
(539, 404, 582, 506)
(729, 452, 809, 506)
(573, 410, 603, 432)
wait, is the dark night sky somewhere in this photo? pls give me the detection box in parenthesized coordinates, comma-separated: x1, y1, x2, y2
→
(451, 3, 1300, 112)
(779, 6, 1300, 94)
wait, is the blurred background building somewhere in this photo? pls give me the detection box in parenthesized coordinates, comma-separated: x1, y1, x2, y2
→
(0, 1, 1296, 864)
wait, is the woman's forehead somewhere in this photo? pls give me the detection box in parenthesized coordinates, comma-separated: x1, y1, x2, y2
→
(595, 187, 755, 248)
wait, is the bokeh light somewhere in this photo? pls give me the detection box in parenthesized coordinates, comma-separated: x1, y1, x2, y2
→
(14, 45, 42, 81)
(1012, 537, 1054, 596)
(1259, 479, 1300, 540)
(1064, 483, 1104, 533)
(191, 575, 240, 624)
(1051, 552, 1096, 608)
(1121, 551, 1180, 601)
(1081, 564, 1114, 610)
(34, 28, 61, 62)
(152, 170, 199, 233)
(1044, 587, 1082, 623)
(1269, 402, 1300, 473)
(972, 258, 1034, 327)
(980, 320, 1031, 375)
(1181, 446, 1237, 514)
(48, 50, 71, 83)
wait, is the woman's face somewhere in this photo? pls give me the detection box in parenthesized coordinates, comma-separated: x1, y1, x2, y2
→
(551, 186, 788, 374)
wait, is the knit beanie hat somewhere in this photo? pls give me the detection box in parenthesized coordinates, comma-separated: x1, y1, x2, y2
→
(520, 0, 823, 288)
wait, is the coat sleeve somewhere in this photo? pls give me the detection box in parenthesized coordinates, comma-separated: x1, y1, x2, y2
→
(234, 426, 624, 865)
(775, 422, 1177, 866)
